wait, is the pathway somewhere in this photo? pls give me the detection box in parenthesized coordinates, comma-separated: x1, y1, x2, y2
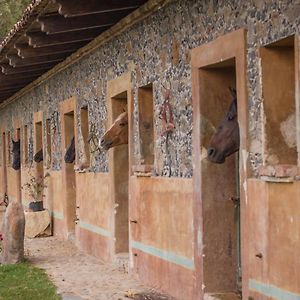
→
(25, 237, 172, 300)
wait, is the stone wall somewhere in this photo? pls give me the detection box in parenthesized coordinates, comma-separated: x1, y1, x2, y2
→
(0, 0, 299, 177)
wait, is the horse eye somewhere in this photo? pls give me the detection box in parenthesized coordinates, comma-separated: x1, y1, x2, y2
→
(119, 123, 125, 127)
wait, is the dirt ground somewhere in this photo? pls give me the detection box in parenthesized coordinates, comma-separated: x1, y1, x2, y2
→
(25, 237, 173, 300)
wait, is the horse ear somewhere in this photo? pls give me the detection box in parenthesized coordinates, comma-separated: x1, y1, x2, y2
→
(227, 91, 238, 120)
(228, 98, 238, 119)
(228, 87, 237, 99)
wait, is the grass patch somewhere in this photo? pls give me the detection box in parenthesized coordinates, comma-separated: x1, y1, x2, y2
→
(0, 262, 60, 300)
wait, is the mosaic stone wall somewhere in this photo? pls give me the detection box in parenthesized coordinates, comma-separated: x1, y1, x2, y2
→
(0, 0, 299, 177)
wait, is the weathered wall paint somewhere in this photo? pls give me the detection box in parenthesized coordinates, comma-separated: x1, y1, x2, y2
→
(75, 172, 112, 260)
(247, 179, 300, 299)
(130, 176, 193, 299)
(47, 170, 65, 238)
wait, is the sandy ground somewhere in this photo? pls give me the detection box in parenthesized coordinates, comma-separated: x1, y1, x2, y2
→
(25, 237, 172, 300)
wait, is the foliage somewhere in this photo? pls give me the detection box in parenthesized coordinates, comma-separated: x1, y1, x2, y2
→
(0, 263, 60, 300)
(22, 171, 50, 202)
(0, 0, 32, 40)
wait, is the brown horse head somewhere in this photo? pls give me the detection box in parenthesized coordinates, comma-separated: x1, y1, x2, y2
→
(34, 149, 43, 163)
(12, 139, 20, 170)
(100, 111, 128, 150)
(64, 136, 75, 163)
(207, 88, 239, 164)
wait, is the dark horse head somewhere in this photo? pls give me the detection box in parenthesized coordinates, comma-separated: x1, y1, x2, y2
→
(64, 137, 75, 163)
(207, 87, 239, 164)
(34, 149, 43, 163)
(12, 139, 21, 170)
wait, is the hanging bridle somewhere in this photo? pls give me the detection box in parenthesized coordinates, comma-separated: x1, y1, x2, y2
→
(159, 88, 175, 136)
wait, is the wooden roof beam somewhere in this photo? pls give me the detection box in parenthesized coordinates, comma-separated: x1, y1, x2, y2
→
(0, 77, 39, 86)
(25, 27, 105, 47)
(0, 63, 55, 75)
(38, 11, 128, 34)
(0, 83, 31, 91)
(0, 90, 16, 95)
(7, 52, 70, 67)
(54, 0, 145, 17)
(0, 72, 43, 81)
(0, 94, 15, 100)
(0, 96, 15, 103)
(15, 41, 87, 58)
(0, 86, 26, 93)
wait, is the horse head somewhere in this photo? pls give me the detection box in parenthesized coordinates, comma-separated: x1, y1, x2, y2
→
(207, 87, 239, 164)
(34, 149, 43, 163)
(100, 111, 128, 150)
(12, 139, 21, 170)
(64, 136, 75, 163)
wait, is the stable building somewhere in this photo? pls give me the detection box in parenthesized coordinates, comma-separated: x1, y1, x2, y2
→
(0, 1, 299, 299)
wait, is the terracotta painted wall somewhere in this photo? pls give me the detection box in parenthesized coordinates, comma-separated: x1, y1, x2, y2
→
(47, 170, 65, 238)
(0, 168, 5, 199)
(75, 172, 112, 261)
(6, 168, 19, 202)
(247, 179, 300, 300)
(0, 164, 5, 225)
(130, 176, 194, 300)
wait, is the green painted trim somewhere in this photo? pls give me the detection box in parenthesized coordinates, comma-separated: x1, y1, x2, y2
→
(51, 211, 64, 220)
(78, 221, 111, 238)
(22, 200, 30, 207)
(131, 240, 194, 270)
(249, 279, 300, 300)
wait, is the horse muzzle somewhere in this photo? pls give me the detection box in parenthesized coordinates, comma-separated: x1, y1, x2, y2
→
(207, 147, 226, 164)
(100, 138, 113, 150)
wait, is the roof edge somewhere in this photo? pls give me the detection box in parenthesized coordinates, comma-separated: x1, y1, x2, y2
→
(0, 0, 50, 52)
(0, 0, 172, 110)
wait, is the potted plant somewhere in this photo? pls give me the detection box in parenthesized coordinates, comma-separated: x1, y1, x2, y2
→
(22, 171, 50, 212)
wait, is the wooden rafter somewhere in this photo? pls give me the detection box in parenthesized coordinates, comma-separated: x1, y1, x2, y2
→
(38, 11, 130, 34)
(0, 62, 55, 74)
(54, 0, 144, 17)
(0, 72, 43, 81)
(15, 41, 87, 58)
(0, 0, 156, 104)
(0, 92, 15, 98)
(0, 77, 39, 86)
(0, 86, 25, 93)
(25, 27, 106, 47)
(7, 52, 70, 67)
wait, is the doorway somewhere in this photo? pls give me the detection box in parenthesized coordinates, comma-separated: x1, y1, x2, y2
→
(110, 91, 129, 255)
(34, 121, 44, 185)
(199, 61, 241, 294)
(0, 131, 7, 224)
(191, 29, 248, 299)
(1, 132, 7, 200)
(62, 109, 77, 238)
(16, 128, 22, 202)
